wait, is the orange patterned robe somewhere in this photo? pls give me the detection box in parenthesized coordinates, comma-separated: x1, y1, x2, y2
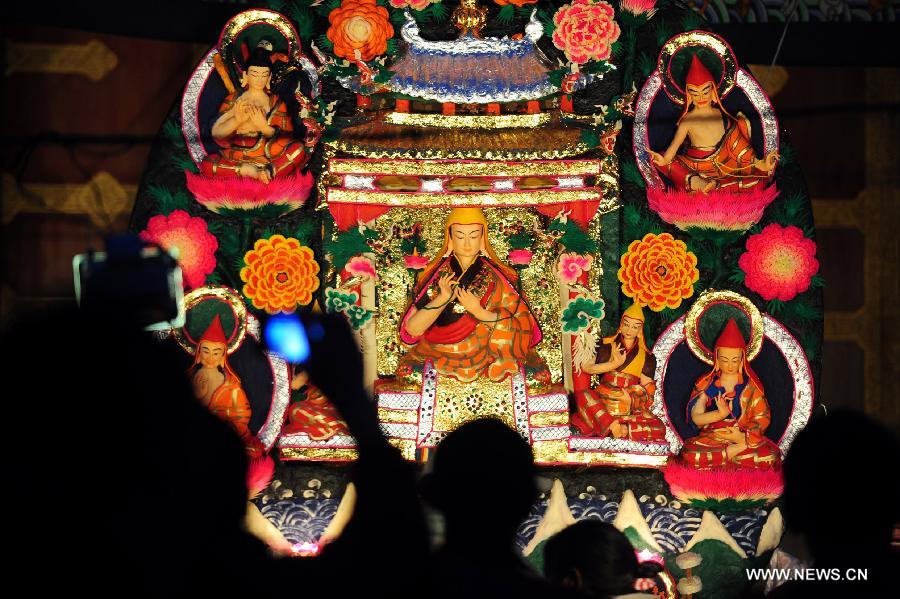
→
(208, 371, 263, 458)
(572, 336, 667, 442)
(399, 256, 541, 383)
(657, 113, 772, 192)
(199, 92, 308, 179)
(283, 385, 348, 441)
(681, 373, 780, 469)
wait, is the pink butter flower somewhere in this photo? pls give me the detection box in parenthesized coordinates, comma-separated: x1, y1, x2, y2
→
(345, 255, 378, 281)
(552, 0, 621, 64)
(507, 249, 534, 266)
(403, 254, 430, 270)
(558, 252, 593, 284)
(739, 223, 819, 301)
(139, 210, 218, 289)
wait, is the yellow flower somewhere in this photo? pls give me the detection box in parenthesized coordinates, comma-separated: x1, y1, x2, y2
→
(240, 235, 321, 314)
(618, 233, 699, 311)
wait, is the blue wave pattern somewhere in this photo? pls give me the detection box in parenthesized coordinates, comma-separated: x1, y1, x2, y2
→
(258, 498, 340, 545)
(515, 496, 769, 556)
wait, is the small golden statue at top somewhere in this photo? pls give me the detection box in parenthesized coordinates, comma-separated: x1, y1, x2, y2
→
(453, 0, 488, 38)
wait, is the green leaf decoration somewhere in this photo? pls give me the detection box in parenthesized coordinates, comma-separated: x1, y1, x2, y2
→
(294, 219, 317, 246)
(766, 298, 785, 316)
(769, 192, 808, 226)
(681, 12, 703, 31)
(536, 8, 555, 36)
(315, 0, 342, 18)
(654, 19, 673, 47)
(205, 271, 223, 286)
(506, 230, 534, 250)
(580, 128, 601, 148)
(324, 287, 357, 312)
(547, 67, 566, 88)
(561, 296, 606, 333)
(212, 221, 241, 257)
(148, 185, 192, 215)
(288, 5, 315, 41)
(431, 2, 449, 22)
(346, 304, 373, 331)
(809, 273, 826, 289)
(496, 4, 516, 25)
(620, 159, 645, 190)
(637, 52, 654, 77)
(779, 143, 797, 166)
(389, 8, 407, 25)
(385, 38, 399, 57)
(786, 299, 822, 323)
(801, 333, 819, 361)
(172, 154, 199, 174)
(315, 34, 334, 52)
(728, 266, 746, 285)
(162, 119, 182, 143)
(325, 227, 376, 271)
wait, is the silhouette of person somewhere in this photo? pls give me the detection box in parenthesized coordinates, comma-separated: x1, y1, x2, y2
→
(769, 409, 900, 598)
(420, 417, 588, 598)
(544, 520, 661, 598)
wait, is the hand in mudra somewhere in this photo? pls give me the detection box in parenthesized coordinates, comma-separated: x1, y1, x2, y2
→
(714, 394, 731, 418)
(238, 163, 271, 183)
(436, 272, 457, 304)
(608, 342, 627, 368)
(690, 174, 716, 193)
(247, 105, 270, 132)
(756, 151, 780, 173)
(722, 426, 745, 444)
(456, 287, 483, 316)
(609, 421, 627, 439)
(649, 150, 669, 167)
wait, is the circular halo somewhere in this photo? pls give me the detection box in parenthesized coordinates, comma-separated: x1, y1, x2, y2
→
(658, 31, 737, 106)
(684, 289, 763, 365)
(173, 286, 248, 356)
(219, 9, 303, 77)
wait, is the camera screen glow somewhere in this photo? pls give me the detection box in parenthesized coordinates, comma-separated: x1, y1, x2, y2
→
(265, 314, 310, 364)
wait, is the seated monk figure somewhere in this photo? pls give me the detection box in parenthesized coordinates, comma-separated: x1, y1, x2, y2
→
(200, 40, 309, 182)
(398, 208, 544, 383)
(681, 318, 780, 469)
(283, 366, 348, 441)
(189, 315, 263, 457)
(649, 54, 779, 194)
(572, 303, 667, 442)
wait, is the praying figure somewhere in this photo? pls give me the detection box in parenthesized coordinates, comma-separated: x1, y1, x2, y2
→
(572, 303, 667, 442)
(680, 318, 780, 469)
(189, 315, 262, 457)
(650, 54, 779, 194)
(398, 208, 544, 383)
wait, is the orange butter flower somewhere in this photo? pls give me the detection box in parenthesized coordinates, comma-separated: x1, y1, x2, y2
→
(240, 235, 321, 314)
(327, 0, 394, 62)
(494, 0, 539, 6)
(617, 233, 699, 312)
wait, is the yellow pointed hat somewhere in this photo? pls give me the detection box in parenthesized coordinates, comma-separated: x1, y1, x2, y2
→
(622, 302, 645, 322)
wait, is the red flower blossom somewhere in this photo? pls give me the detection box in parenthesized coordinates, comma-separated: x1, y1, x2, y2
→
(739, 224, 818, 301)
(139, 210, 218, 289)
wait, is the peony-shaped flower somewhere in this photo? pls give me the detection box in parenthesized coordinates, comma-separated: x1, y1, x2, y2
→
(508, 249, 534, 266)
(345, 255, 378, 281)
(240, 235, 321, 314)
(494, 0, 539, 6)
(552, 0, 621, 64)
(403, 254, 429, 270)
(558, 253, 593, 284)
(738, 224, 819, 301)
(327, 0, 394, 62)
(390, 0, 440, 9)
(139, 210, 217, 289)
(618, 233, 699, 311)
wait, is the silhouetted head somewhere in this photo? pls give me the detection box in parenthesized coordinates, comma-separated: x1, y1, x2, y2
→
(544, 520, 659, 598)
(421, 418, 537, 544)
(782, 409, 900, 562)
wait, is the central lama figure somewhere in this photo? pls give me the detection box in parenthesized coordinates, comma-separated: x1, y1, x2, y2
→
(399, 208, 542, 383)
